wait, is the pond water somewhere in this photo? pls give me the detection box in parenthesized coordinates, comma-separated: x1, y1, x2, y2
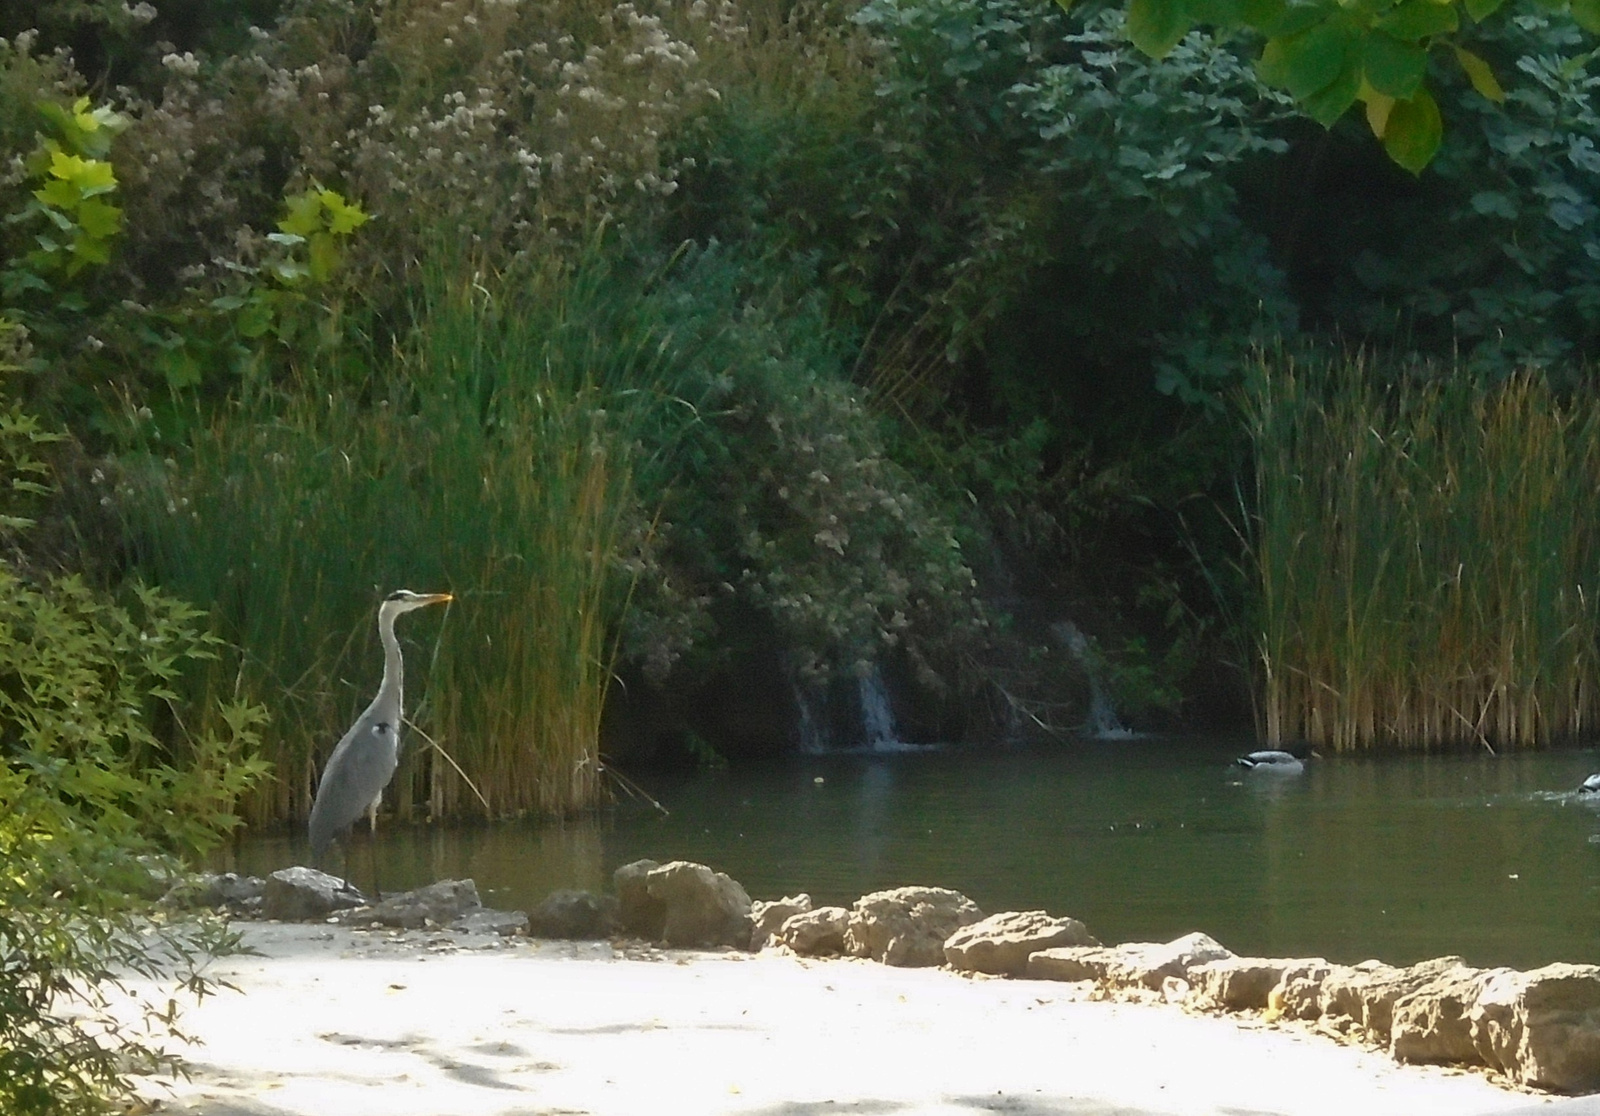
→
(220, 735, 1600, 970)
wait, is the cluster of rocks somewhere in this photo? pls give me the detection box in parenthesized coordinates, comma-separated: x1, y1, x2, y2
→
(170, 867, 528, 935)
(177, 859, 1600, 1095)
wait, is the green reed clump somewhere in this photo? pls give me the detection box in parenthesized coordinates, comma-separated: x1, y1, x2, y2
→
(1245, 355, 1600, 751)
(123, 261, 662, 824)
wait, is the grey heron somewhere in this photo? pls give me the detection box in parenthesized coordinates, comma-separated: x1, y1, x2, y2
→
(1235, 749, 1307, 774)
(308, 590, 452, 881)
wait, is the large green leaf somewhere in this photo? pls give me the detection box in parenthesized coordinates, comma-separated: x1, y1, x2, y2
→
(1186, 0, 1246, 27)
(1573, 0, 1600, 33)
(1383, 86, 1442, 172)
(1128, 0, 1193, 56)
(1238, 0, 1287, 26)
(1463, 0, 1506, 21)
(1271, 17, 1361, 99)
(1363, 31, 1428, 98)
(1259, 2, 1333, 39)
(1303, 52, 1363, 124)
(74, 199, 122, 240)
(1374, 0, 1459, 41)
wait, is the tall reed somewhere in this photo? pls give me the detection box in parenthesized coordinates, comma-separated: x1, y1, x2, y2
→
(1244, 354, 1600, 751)
(124, 261, 663, 824)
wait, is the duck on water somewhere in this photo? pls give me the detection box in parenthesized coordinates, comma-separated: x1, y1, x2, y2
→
(1235, 749, 1310, 774)
(1235, 749, 1600, 791)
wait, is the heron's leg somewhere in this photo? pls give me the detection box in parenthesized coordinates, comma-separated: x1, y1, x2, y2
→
(365, 795, 383, 902)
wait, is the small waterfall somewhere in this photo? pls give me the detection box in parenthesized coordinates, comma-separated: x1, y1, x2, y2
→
(858, 666, 900, 750)
(789, 654, 934, 753)
(793, 679, 829, 755)
(1051, 620, 1134, 739)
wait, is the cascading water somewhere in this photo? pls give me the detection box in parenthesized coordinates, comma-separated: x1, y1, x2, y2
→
(1051, 620, 1135, 739)
(786, 653, 831, 754)
(855, 664, 937, 752)
(793, 681, 829, 754)
(858, 666, 899, 750)
(789, 655, 935, 753)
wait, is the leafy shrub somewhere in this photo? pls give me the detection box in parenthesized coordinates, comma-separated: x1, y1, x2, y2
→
(0, 317, 269, 1116)
(627, 247, 991, 691)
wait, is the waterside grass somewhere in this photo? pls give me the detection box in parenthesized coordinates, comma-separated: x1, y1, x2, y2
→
(124, 265, 664, 825)
(1245, 355, 1600, 751)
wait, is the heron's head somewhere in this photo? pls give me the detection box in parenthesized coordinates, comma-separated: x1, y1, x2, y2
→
(381, 589, 454, 618)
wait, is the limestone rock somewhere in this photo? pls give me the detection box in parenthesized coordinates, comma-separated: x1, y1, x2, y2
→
(613, 859, 665, 939)
(1189, 957, 1298, 1012)
(644, 861, 753, 948)
(261, 866, 368, 921)
(1470, 963, 1600, 1092)
(1028, 933, 1231, 989)
(527, 889, 620, 940)
(451, 908, 529, 937)
(845, 887, 984, 967)
(1319, 956, 1467, 1043)
(943, 910, 1099, 977)
(1391, 965, 1499, 1065)
(1109, 932, 1234, 989)
(1026, 945, 1113, 983)
(344, 879, 483, 929)
(778, 906, 851, 956)
(1269, 960, 1335, 1019)
(750, 894, 813, 951)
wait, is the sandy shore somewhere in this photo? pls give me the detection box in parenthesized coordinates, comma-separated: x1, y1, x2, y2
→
(116, 920, 1592, 1116)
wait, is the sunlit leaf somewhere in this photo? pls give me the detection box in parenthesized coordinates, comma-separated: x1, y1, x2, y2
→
(1464, 0, 1505, 21)
(1363, 87, 1397, 137)
(34, 180, 79, 210)
(308, 233, 341, 283)
(74, 199, 122, 240)
(278, 191, 324, 238)
(321, 191, 370, 236)
(1382, 86, 1442, 172)
(1451, 44, 1505, 101)
(69, 235, 111, 270)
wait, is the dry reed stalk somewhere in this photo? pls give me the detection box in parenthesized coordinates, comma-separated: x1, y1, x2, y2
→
(1245, 356, 1600, 751)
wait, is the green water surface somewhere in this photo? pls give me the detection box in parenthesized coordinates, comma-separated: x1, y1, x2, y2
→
(223, 736, 1600, 969)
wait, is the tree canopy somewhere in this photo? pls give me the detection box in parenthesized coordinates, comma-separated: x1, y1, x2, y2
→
(1085, 0, 1591, 169)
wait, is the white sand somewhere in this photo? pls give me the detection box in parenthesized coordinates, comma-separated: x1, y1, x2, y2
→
(117, 921, 1564, 1116)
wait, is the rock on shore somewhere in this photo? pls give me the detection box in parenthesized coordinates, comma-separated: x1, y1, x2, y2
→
(188, 857, 1600, 1095)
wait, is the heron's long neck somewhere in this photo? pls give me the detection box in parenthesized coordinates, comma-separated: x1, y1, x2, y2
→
(376, 608, 404, 719)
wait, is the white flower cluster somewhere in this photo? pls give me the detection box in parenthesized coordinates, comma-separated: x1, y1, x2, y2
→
(161, 51, 202, 76)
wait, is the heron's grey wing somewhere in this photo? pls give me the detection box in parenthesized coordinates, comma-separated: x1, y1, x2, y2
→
(308, 713, 402, 853)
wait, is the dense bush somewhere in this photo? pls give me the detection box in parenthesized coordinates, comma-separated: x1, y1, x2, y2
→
(8, 0, 1600, 779)
(0, 318, 268, 1116)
